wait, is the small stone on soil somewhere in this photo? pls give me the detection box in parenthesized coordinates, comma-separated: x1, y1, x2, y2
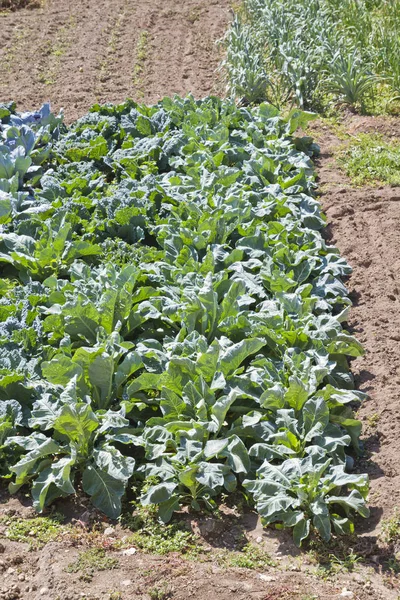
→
(121, 547, 136, 555)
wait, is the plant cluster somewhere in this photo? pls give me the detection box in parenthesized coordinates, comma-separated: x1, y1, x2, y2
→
(217, 543, 275, 569)
(1, 512, 66, 548)
(223, 0, 400, 112)
(381, 508, 400, 545)
(120, 505, 199, 556)
(0, 96, 368, 545)
(66, 547, 119, 582)
(337, 133, 400, 186)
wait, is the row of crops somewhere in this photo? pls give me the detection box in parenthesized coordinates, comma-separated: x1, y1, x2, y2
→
(0, 97, 369, 545)
(223, 0, 400, 111)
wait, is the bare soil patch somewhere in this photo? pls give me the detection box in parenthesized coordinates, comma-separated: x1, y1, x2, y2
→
(1, 493, 394, 600)
(342, 114, 400, 139)
(0, 0, 230, 121)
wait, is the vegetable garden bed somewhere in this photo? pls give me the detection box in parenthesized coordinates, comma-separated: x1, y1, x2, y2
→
(0, 96, 369, 546)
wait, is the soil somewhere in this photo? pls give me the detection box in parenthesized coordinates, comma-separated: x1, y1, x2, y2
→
(0, 0, 230, 121)
(0, 531, 340, 600)
(1, 2, 400, 600)
(341, 114, 400, 139)
(310, 118, 400, 524)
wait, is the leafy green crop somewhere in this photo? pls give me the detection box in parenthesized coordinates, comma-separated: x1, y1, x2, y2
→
(0, 96, 368, 545)
(223, 0, 400, 112)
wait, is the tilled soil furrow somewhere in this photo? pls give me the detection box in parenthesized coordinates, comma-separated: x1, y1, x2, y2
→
(0, 0, 230, 119)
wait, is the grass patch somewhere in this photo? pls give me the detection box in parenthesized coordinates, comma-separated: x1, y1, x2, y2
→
(66, 547, 119, 582)
(0, 513, 66, 549)
(148, 586, 172, 600)
(217, 543, 276, 570)
(381, 508, 400, 544)
(363, 82, 400, 116)
(308, 537, 363, 579)
(337, 133, 400, 186)
(120, 506, 200, 557)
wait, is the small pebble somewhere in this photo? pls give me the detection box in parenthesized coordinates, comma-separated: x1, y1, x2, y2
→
(340, 589, 354, 598)
(121, 580, 132, 586)
(7, 567, 15, 575)
(40, 586, 49, 596)
(256, 536, 263, 543)
(121, 547, 136, 555)
(18, 574, 25, 582)
(103, 527, 116, 537)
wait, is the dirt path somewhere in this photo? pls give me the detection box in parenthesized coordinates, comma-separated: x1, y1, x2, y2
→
(309, 118, 400, 534)
(0, 0, 230, 120)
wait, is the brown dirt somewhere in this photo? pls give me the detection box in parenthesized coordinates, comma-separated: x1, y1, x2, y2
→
(0, 0, 230, 121)
(341, 114, 400, 139)
(310, 118, 400, 528)
(1, 493, 397, 600)
(0, 538, 335, 600)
